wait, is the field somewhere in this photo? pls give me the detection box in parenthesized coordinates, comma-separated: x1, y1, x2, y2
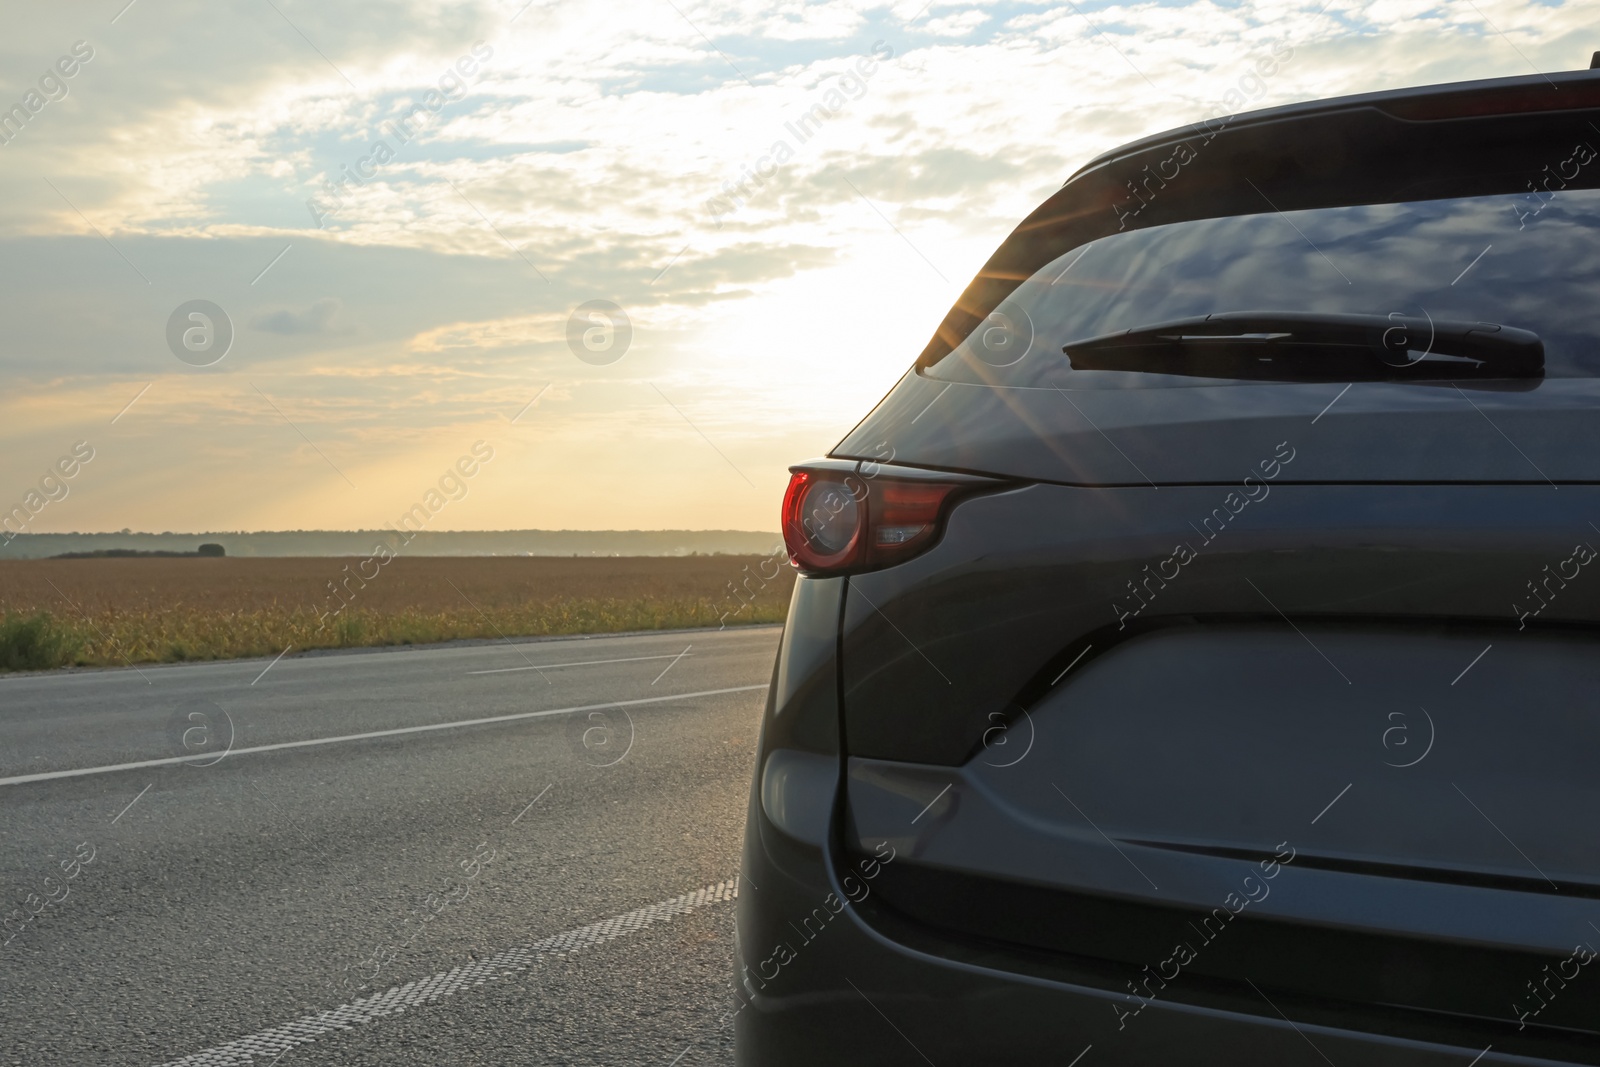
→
(0, 555, 794, 671)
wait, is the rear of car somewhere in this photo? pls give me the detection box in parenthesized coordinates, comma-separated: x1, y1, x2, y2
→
(738, 67, 1600, 1065)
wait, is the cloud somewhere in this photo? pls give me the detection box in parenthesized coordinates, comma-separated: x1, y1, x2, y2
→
(251, 297, 346, 335)
(1, 0, 1595, 532)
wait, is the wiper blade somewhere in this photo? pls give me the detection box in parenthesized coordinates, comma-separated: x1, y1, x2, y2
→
(1063, 311, 1544, 382)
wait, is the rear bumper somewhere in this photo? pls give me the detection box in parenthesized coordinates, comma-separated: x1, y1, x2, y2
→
(734, 775, 1576, 1067)
(736, 557, 1595, 1065)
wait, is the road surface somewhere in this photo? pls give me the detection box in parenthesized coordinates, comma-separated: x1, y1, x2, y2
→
(0, 626, 780, 1066)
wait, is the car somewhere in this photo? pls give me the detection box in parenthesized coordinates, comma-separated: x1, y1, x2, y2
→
(736, 59, 1600, 1065)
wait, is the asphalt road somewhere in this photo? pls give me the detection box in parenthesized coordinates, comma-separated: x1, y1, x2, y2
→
(0, 626, 781, 1066)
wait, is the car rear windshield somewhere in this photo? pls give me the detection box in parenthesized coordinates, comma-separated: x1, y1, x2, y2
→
(926, 188, 1600, 388)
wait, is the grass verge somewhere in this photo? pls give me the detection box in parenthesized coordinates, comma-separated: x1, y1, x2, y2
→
(0, 613, 86, 671)
(0, 599, 785, 672)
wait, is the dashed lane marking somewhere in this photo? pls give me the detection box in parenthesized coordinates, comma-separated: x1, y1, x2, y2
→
(155, 878, 740, 1066)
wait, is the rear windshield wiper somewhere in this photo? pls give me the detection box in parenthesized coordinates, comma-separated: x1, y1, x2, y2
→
(1062, 311, 1544, 382)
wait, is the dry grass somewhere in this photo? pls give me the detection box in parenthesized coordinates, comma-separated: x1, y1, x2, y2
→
(0, 556, 793, 670)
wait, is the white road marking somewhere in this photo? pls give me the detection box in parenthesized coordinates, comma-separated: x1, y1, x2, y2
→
(0, 628, 779, 685)
(0, 685, 767, 788)
(468, 653, 693, 676)
(154, 879, 740, 1066)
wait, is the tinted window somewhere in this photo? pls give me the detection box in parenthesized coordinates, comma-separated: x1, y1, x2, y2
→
(928, 190, 1600, 388)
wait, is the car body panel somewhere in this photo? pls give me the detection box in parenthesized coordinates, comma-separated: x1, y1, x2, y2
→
(839, 481, 1600, 764)
(739, 67, 1600, 1066)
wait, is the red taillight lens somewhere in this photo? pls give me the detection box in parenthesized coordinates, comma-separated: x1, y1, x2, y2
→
(871, 480, 952, 554)
(782, 471, 865, 573)
(782, 467, 967, 576)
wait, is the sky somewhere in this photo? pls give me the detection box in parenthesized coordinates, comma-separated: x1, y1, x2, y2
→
(0, 0, 1594, 535)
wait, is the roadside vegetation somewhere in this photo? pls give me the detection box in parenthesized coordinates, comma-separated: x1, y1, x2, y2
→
(0, 555, 792, 671)
(0, 613, 85, 671)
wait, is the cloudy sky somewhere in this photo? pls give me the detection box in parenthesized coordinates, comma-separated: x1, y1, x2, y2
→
(0, 0, 1593, 534)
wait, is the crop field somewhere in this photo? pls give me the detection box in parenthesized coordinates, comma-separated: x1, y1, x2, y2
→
(0, 555, 793, 671)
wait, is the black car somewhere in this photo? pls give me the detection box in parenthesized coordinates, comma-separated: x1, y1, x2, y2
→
(737, 61, 1600, 1065)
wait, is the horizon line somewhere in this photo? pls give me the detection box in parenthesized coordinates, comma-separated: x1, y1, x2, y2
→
(2, 528, 782, 537)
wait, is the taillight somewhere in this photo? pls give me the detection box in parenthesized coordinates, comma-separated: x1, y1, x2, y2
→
(781, 471, 863, 573)
(781, 466, 972, 576)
